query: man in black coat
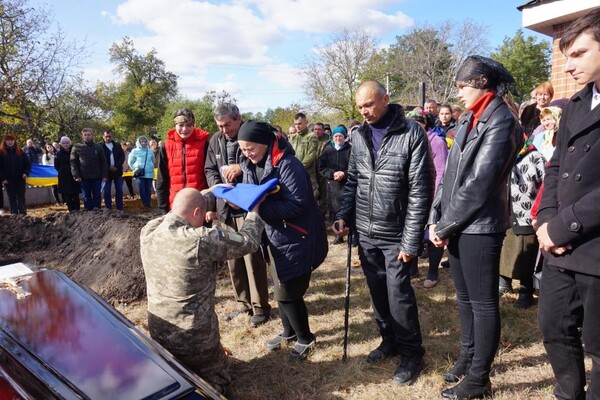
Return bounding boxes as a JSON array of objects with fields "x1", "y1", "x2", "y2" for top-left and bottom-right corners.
[
  {"x1": 536, "y1": 9, "x2": 600, "y2": 400},
  {"x1": 101, "y1": 129, "x2": 125, "y2": 210},
  {"x1": 333, "y1": 80, "x2": 434, "y2": 386}
]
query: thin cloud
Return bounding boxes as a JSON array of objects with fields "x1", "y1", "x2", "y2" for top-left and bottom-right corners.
[{"x1": 251, "y1": 0, "x2": 413, "y2": 34}]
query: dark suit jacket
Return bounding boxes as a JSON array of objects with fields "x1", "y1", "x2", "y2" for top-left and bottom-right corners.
[
  {"x1": 538, "y1": 82, "x2": 600, "y2": 276},
  {"x1": 101, "y1": 140, "x2": 125, "y2": 178}
]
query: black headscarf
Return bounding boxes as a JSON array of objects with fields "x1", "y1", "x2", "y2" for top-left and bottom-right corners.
[{"x1": 455, "y1": 55, "x2": 516, "y2": 97}]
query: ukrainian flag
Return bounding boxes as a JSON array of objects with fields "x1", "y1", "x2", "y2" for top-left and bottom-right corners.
[{"x1": 26, "y1": 164, "x2": 58, "y2": 187}]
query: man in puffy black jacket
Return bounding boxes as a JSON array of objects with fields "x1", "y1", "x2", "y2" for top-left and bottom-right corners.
[{"x1": 334, "y1": 80, "x2": 434, "y2": 386}]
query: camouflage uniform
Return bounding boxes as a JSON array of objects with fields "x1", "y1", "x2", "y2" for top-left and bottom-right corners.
[
  {"x1": 289, "y1": 128, "x2": 318, "y2": 197},
  {"x1": 140, "y1": 211, "x2": 265, "y2": 388}
]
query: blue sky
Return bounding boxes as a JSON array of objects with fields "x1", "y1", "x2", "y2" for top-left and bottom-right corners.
[{"x1": 31, "y1": 0, "x2": 548, "y2": 114}]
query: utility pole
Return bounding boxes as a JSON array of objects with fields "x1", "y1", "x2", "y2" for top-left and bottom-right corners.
[{"x1": 386, "y1": 74, "x2": 390, "y2": 94}]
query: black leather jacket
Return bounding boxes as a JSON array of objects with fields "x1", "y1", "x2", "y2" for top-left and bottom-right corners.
[
  {"x1": 336, "y1": 104, "x2": 434, "y2": 255},
  {"x1": 428, "y1": 96, "x2": 522, "y2": 239}
]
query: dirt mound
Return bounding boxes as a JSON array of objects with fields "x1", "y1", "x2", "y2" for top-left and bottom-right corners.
[{"x1": 0, "y1": 209, "x2": 160, "y2": 303}]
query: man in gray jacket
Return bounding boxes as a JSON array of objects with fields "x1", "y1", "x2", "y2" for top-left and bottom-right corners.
[
  {"x1": 70, "y1": 128, "x2": 107, "y2": 210},
  {"x1": 204, "y1": 102, "x2": 271, "y2": 327},
  {"x1": 333, "y1": 80, "x2": 434, "y2": 386}
]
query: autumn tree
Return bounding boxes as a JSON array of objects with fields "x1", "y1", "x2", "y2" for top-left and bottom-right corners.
[
  {"x1": 386, "y1": 20, "x2": 490, "y2": 105},
  {"x1": 0, "y1": 0, "x2": 86, "y2": 141},
  {"x1": 491, "y1": 29, "x2": 551, "y2": 102},
  {"x1": 105, "y1": 37, "x2": 178, "y2": 136},
  {"x1": 303, "y1": 29, "x2": 380, "y2": 121},
  {"x1": 43, "y1": 78, "x2": 107, "y2": 140}
]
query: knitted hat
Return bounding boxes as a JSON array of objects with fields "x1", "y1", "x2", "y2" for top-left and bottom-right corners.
[
  {"x1": 331, "y1": 125, "x2": 348, "y2": 138},
  {"x1": 238, "y1": 121, "x2": 274, "y2": 145}
]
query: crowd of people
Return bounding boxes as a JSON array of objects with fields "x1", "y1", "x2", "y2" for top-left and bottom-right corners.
[{"x1": 1, "y1": 9, "x2": 599, "y2": 400}]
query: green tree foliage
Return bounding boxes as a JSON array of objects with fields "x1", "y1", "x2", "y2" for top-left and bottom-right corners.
[
  {"x1": 42, "y1": 78, "x2": 107, "y2": 140},
  {"x1": 106, "y1": 37, "x2": 178, "y2": 136},
  {"x1": 303, "y1": 29, "x2": 380, "y2": 121},
  {"x1": 491, "y1": 29, "x2": 551, "y2": 102},
  {"x1": 263, "y1": 104, "x2": 303, "y2": 130},
  {"x1": 0, "y1": 0, "x2": 86, "y2": 143},
  {"x1": 155, "y1": 91, "x2": 235, "y2": 139}
]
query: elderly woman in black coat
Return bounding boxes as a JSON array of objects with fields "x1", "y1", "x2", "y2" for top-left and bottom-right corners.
[
  {"x1": 237, "y1": 121, "x2": 328, "y2": 360},
  {"x1": 318, "y1": 125, "x2": 351, "y2": 244},
  {"x1": 428, "y1": 55, "x2": 522, "y2": 399},
  {"x1": 54, "y1": 136, "x2": 81, "y2": 212}
]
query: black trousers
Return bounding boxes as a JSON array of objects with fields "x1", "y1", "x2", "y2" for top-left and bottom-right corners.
[
  {"x1": 539, "y1": 263, "x2": 600, "y2": 400},
  {"x1": 5, "y1": 180, "x2": 26, "y2": 215},
  {"x1": 62, "y1": 192, "x2": 80, "y2": 212},
  {"x1": 358, "y1": 235, "x2": 424, "y2": 356},
  {"x1": 447, "y1": 232, "x2": 504, "y2": 380}
]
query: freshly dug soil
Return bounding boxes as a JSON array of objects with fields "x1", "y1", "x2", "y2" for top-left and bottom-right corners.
[{"x1": 0, "y1": 207, "x2": 160, "y2": 304}]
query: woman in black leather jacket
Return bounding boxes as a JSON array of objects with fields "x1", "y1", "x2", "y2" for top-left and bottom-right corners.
[{"x1": 428, "y1": 55, "x2": 522, "y2": 400}]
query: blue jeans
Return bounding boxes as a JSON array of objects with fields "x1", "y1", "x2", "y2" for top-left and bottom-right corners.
[
  {"x1": 80, "y1": 179, "x2": 102, "y2": 210},
  {"x1": 137, "y1": 178, "x2": 153, "y2": 207},
  {"x1": 103, "y1": 175, "x2": 123, "y2": 210}
]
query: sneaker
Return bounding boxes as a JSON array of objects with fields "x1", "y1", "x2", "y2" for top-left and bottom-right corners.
[
  {"x1": 393, "y1": 353, "x2": 424, "y2": 386},
  {"x1": 250, "y1": 313, "x2": 270, "y2": 327},
  {"x1": 423, "y1": 279, "x2": 438, "y2": 289},
  {"x1": 366, "y1": 339, "x2": 398, "y2": 364},
  {"x1": 265, "y1": 333, "x2": 297, "y2": 351},
  {"x1": 224, "y1": 309, "x2": 252, "y2": 321},
  {"x1": 290, "y1": 340, "x2": 316, "y2": 361}
]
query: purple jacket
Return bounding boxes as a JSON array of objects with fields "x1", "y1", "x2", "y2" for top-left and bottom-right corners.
[{"x1": 426, "y1": 129, "x2": 448, "y2": 191}]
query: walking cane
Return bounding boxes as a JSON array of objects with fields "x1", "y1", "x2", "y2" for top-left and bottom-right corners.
[{"x1": 342, "y1": 230, "x2": 353, "y2": 362}]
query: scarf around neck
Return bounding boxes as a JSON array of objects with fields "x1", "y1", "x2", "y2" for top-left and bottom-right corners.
[{"x1": 467, "y1": 90, "x2": 496, "y2": 133}]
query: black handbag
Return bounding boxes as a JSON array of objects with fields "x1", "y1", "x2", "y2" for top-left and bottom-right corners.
[{"x1": 133, "y1": 149, "x2": 148, "y2": 177}]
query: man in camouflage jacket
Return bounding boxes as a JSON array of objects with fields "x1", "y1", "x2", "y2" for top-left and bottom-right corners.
[{"x1": 140, "y1": 187, "x2": 265, "y2": 395}]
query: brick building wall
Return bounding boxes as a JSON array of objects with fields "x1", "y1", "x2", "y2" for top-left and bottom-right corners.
[{"x1": 550, "y1": 23, "x2": 580, "y2": 100}]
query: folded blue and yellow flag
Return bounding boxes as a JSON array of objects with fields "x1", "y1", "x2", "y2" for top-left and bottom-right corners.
[{"x1": 212, "y1": 178, "x2": 279, "y2": 212}]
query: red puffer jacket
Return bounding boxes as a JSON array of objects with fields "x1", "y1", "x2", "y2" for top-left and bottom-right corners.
[{"x1": 156, "y1": 127, "x2": 209, "y2": 209}]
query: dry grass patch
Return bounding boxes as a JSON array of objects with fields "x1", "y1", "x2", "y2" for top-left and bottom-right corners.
[
  {"x1": 209, "y1": 237, "x2": 574, "y2": 400},
  {"x1": 110, "y1": 230, "x2": 592, "y2": 400}
]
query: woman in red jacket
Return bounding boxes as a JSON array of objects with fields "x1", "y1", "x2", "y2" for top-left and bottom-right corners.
[{"x1": 156, "y1": 108, "x2": 210, "y2": 212}]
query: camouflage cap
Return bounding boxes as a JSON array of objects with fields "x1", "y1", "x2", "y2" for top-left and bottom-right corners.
[{"x1": 174, "y1": 115, "x2": 193, "y2": 125}]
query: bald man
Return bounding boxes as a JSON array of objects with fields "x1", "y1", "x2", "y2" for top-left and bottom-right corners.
[
  {"x1": 333, "y1": 80, "x2": 434, "y2": 386},
  {"x1": 140, "y1": 188, "x2": 265, "y2": 396}
]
